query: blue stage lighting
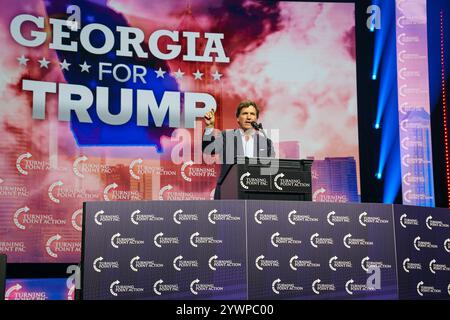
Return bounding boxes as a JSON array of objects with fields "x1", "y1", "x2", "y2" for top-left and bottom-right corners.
[
  {"x1": 376, "y1": 172, "x2": 382, "y2": 179},
  {"x1": 372, "y1": 74, "x2": 377, "y2": 80}
]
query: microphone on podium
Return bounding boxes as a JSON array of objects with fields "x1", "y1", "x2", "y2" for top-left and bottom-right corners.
[
  {"x1": 250, "y1": 121, "x2": 263, "y2": 131},
  {"x1": 251, "y1": 121, "x2": 268, "y2": 140}
]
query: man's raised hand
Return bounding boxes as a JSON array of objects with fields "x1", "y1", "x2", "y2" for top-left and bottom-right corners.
[{"x1": 204, "y1": 109, "x2": 215, "y2": 128}]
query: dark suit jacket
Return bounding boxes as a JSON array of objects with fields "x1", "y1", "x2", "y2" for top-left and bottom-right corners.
[{"x1": 202, "y1": 129, "x2": 275, "y2": 199}]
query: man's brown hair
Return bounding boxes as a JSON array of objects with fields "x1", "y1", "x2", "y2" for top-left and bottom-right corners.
[{"x1": 235, "y1": 100, "x2": 260, "y2": 118}]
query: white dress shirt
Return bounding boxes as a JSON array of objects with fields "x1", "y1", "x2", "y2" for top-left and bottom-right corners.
[
  {"x1": 204, "y1": 127, "x2": 256, "y2": 157},
  {"x1": 238, "y1": 128, "x2": 255, "y2": 158}
]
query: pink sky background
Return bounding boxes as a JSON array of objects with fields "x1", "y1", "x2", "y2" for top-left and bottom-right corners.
[
  {"x1": 0, "y1": 0, "x2": 359, "y2": 196},
  {"x1": 110, "y1": 0, "x2": 359, "y2": 160},
  {"x1": 0, "y1": 0, "x2": 359, "y2": 262},
  {"x1": 0, "y1": 0, "x2": 358, "y2": 160}
]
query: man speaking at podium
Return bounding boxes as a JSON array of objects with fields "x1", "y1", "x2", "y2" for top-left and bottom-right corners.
[{"x1": 203, "y1": 101, "x2": 275, "y2": 199}]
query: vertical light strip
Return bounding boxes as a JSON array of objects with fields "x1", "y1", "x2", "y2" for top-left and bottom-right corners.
[
  {"x1": 395, "y1": 0, "x2": 435, "y2": 206},
  {"x1": 440, "y1": 10, "x2": 450, "y2": 208}
]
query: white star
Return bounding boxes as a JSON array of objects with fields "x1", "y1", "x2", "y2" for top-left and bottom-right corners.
[
  {"x1": 212, "y1": 70, "x2": 223, "y2": 81},
  {"x1": 173, "y1": 68, "x2": 185, "y2": 79},
  {"x1": 79, "y1": 61, "x2": 91, "y2": 73},
  {"x1": 17, "y1": 55, "x2": 29, "y2": 66},
  {"x1": 38, "y1": 57, "x2": 50, "y2": 69},
  {"x1": 59, "y1": 59, "x2": 71, "y2": 71},
  {"x1": 193, "y1": 70, "x2": 204, "y2": 80},
  {"x1": 155, "y1": 67, "x2": 166, "y2": 78}
]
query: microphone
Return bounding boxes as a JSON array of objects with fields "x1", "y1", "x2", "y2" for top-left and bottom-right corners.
[
  {"x1": 251, "y1": 121, "x2": 268, "y2": 141},
  {"x1": 251, "y1": 121, "x2": 263, "y2": 131}
]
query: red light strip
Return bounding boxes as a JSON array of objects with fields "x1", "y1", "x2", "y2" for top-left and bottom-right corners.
[{"x1": 440, "y1": 11, "x2": 450, "y2": 208}]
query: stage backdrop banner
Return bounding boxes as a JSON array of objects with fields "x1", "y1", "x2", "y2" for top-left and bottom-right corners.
[
  {"x1": 81, "y1": 200, "x2": 450, "y2": 300},
  {"x1": 0, "y1": 1, "x2": 359, "y2": 262},
  {"x1": 393, "y1": 205, "x2": 450, "y2": 299},
  {"x1": 246, "y1": 201, "x2": 397, "y2": 299},
  {"x1": 395, "y1": 0, "x2": 435, "y2": 206},
  {"x1": 82, "y1": 200, "x2": 247, "y2": 300}
]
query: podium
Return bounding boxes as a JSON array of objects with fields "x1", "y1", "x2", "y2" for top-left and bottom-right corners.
[{"x1": 219, "y1": 157, "x2": 313, "y2": 200}]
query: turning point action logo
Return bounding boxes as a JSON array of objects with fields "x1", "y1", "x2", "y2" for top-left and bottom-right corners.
[
  {"x1": 445, "y1": 238, "x2": 450, "y2": 253},
  {"x1": 254, "y1": 209, "x2": 278, "y2": 224},
  {"x1": 361, "y1": 256, "x2": 391, "y2": 272},
  {"x1": 181, "y1": 161, "x2": 194, "y2": 182},
  {"x1": 343, "y1": 234, "x2": 373, "y2": 249},
  {"x1": 111, "y1": 233, "x2": 145, "y2": 249},
  {"x1": 428, "y1": 259, "x2": 450, "y2": 274},
  {"x1": 271, "y1": 232, "x2": 301, "y2": 248},
  {"x1": 159, "y1": 185, "x2": 208, "y2": 200},
  {"x1": 413, "y1": 236, "x2": 438, "y2": 251},
  {"x1": 255, "y1": 255, "x2": 279, "y2": 271},
  {"x1": 173, "y1": 255, "x2": 199, "y2": 271},
  {"x1": 329, "y1": 256, "x2": 352, "y2": 271},
  {"x1": 240, "y1": 172, "x2": 250, "y2": 190},
  {"x1": 399, "y1": 214, "x2": 419, "y2": 228},
  {"x1": 271, "y1": 279, "x2": 303, "y2": 295},
  {"x1": 109, "y1": 280, "x2": 144, "y2": 297},
  {"x1": 402, "y1": 258, "x2": 422, "y2": 273},
  {"x1": 273, "y1": 173, "x2": 284, "y2": 191},
  {"x1": 129, "y1": 158, "x2": 143, "y2": 180},
  {"x1": 310, "y1": 233, "x2": 333, "y2": 248},
  {"x1": 358, "y1": 211, "x2": 389, "y2": 227},
  {"x1": 103, "y1": 182, "x2": 140, "y2": 201},
  {"x1": 45, "y1": 234, "x2": 61, "y2": 258},
  {"x1": 154, "y1": 232, "x2": 179, "y2": 248},
  {"x1": 425, "y1": 215, "x2": 449, "y2": 230},
  {"x1": 130, "y1": 256, "x2": 164, "y2": 272},
  {"x1": 48, "y1": 180, "x2": 64, "y2": 203},
  {"x1": 289, "y1": 255, "x2": 320, "y2": 271},
  {"x1": 416, "y1": 281, "x2": 441, "y2": 297},
  {"x1": 16, "y1": 152, "x2": 65, "y2": 175},
  {"x1": 12, "y1": 206, "x2": 28, "y2": 230},
  {"x1": 190, "y1": 279, "x2": 223, "y2": 296},
  {"x1": 173, "y1": 209, "x2": 198, "y2": 224},
  {"x1": 131, "y1": 209, "x2": 163, "y2": 225},
  {"x1": 345, "y1": 279, "x2": 378, "y2": 295},
  {"x1": 93, "y1": 257, "x2": 119, "y2": 272},
  {"x1": 153, "y1": 279, "x2": 179, "y2": 296},
  {"x1": 326, "y1": 211, "x2": 350, "y2": 226},
  {"x1": 190, "y1": 232, "x2": 222, "y2": 247},
  {"x1": 287, "y1": 210, "x2": 318, "y2": 225},
  {"x1": 73, "y1": 155, "x2": 111, "y2": 178},
  {"x1": 16, "y1": 152, "x2": 32, "y2": 175},
  {"x1": 207, "y1": 209, "x2": 240, "y2": 224},
  {"x1": 45, "y1": 234, "x2": 80, "y2": 258},
  {"x1": 71, "y1": 209, "x2": 82, "y2": 231},
  {"x1": 94, "y1": 210, "x2": 120, "y2": 225},
  {"x1": 208, "y1": 255, "x2": 241, "y2": 271},
  {"x1": 48, "y1": 180, "x2": 98, "y2": 203},
  {"x1": 13, "y1": 206, "x2": 66, "y2": 230},
  {"x1": 312, "y1": 279, "x2": 336, "y2": 295}
]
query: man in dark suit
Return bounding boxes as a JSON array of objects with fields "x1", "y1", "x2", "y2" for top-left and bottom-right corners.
[{"x1": 202, "y1": 101, "x2": 275, "y2": 199}]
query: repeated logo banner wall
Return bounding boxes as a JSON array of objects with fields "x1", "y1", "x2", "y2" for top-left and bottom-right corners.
[
  {"x1": 83, "y1": 200, "x2": 247, "y2": 300},
  {"x1": 82, "y1": 200, "x2": 450, "y2": 300},
  {"x1": 394, "y1": 205, "x2": 450, "y2": 299},
  {"x1": 0, "y1": 1, "x2": 359, "y2": 262}
]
